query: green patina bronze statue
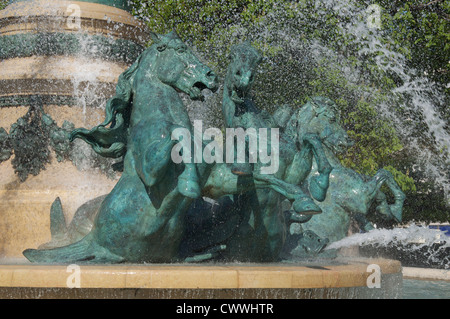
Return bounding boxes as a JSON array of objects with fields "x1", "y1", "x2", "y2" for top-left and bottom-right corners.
[
  {"x1": 22, "y1": 38, "x2": 405, "y2": 264},
  {"x1": 23, "y1": 34, "x2": 331, "y2": 263},
  {"x1": 24, "y1": 31, "x2": 222, "y2": 263}
]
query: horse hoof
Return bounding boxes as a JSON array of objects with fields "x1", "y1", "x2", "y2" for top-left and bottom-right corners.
[
  {"x1": 390, "y1": 204, "x2": 403, "y2": 222},
  {"x1": 285, "y1": 210, "x2": 313, "y2": 223},
  {"x1": 292, "y1": 197, "x2": 322, "y2": 215}
]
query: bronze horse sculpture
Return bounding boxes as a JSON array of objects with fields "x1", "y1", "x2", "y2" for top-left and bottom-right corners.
[
  {"x1": 180, "y1": 44, "x2": 349, "y2": 262},
  {"x1": 23, "y1": 33, "x2": 330, "y2": 264},
  {"x1": 182, "y1": 43, "x2": 405, "y2": 261},
  {"x1": 24, "y1": 31, "x2": 220, "y2": 263},
  {"x1": 207, "y1": 43, "x2": 334, "y2": 261},
  {"x1": 278, "y1": 97, "x2": 406, "y2": 258},
  {"x1": 299, "y1": 98, "x2": 406, "y2": 247}
]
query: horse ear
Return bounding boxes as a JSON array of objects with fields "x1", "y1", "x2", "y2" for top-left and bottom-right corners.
[
  {"x1": 310, "y1": 98, "x2": 326, "y2": 116},
  {"x1": 255, "y1": 50, "x2": 263, "y2": 64},
  {"x1": 150, "y1": 32, "x2": 168, "y2": 51},
  {"x1": 228, "y1": 45, "x2": 238, "y2": 60},
  {"x1": 150, "y1": 32, "x2": 162, "y2": 43},
  {"x1": 168, "y1": 29, "x2": 181, "y2": 40}
]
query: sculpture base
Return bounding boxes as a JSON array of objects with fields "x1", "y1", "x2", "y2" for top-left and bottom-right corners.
[
  {"x1": 0, "y1": 257, "x2": 402, "y2": 299},
  {"x1": 0, "y1": 159, "x2": 117, "y2": 258}
]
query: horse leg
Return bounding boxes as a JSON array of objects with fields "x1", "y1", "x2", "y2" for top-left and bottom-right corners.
[
  {"x1": 253, "y1": 172, "x2": 322, "y2": 215},
  {"x1": 132, "y1": 123, "x2": 174, "y2": 190},
  {"x1": 177, "y1": 163, "x2": 201, "y2": 199},
  {"x1": 284, "y1": 142, "x2": 314, "y2": 185},
  {"x1": 374, "y1": 190, "x2": 394, "y2": 220},
  {"x1": 133, "y1": 119, "x2": 202, "y2": 199},
  {"x1": 301, "y1": 133, "x2": 333, "y2": 202},
  {"x1": 353, "y1": 213, "x2": 375, "y2": 232},
  {"x1": 360, "y1": 168, "x2": 405, "y2": 223},
  {"x1": 172, "y1": 129, "x2": 201, "y2": 198},
  {"x1": 374, "y1": 169, "x2": 406, "y2": 222},
  {"x1": 203, "y1": 164, "x2": 321, "y2": 215}
]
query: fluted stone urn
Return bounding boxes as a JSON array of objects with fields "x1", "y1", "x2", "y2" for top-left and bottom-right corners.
[{"x1": 0, "y1": 0, "x2": 149, "y2": 260}]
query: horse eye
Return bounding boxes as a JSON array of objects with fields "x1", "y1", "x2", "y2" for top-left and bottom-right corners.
[
  {"x1": 157, "y1": 44, "x2": 167, "y2": 52},
  {"x1": 177, "y1": 47, "x2": 186, "y2": 53},
  {"x1": 236, "y1": 70, "x2": 241, "y2": 76}
]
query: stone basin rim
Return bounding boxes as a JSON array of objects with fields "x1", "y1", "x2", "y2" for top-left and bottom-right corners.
[{"x1": 0, "y1": 257, "x2": 402, "y2": 289}]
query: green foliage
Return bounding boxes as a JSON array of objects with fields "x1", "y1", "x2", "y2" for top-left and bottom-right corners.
[
  {"x1": 0, "y1": 0, "x2": 7, "y2": 10},
  {"x1": 402, "y1": 186, "x2": 450, "y2": 223},
  {"x1": 130, "y1": 0, "x2": 276, "y2": 45},
  {"x1": 383, "y1": 165, "x2": 416, "y2": 192},
  {"x1": 368, "y1": 0, "x2": 450, "y2": 154},
  {"x1": 369, "y1": 0, "x2": 449, "y2": 89},
  {"x1": 243, "y1": 2, "x2": 417, "y2": 189}
]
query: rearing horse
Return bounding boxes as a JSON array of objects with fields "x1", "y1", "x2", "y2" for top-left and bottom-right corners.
[
  {"x1": 221, "y1": 42, "x2": 333, "y2": 211},
  {"x1": 23, "y1": 33, "x2": 324, "y2": 264},
  {"x1": 24, "y1": 31, "x2": 220, "y2": 263},
  {"x1": 299, "y1": 97, "x2": 406, "y2": 245},
  {"x1": 280, "y1": 97, "x2": 406, "y2": 258}
]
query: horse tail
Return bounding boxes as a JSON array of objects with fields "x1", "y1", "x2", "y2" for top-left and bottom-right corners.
[
  {"x1": 69, "y1": 54, "x2": 143, "y2": 159},
  {"x1": 23, "y1": 234, "x2": 124, "y2": 264}
]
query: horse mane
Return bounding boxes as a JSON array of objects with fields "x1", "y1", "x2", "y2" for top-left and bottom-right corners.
[
  {"x1": 69, "y1": 54, "x2": 142, "y2": 160},
  {"x1": 228, "y1": 41, "x2": 262, "y2": 64},
  {"x1": 69, "y1": 31, "x2": 185, "y2": 167}
]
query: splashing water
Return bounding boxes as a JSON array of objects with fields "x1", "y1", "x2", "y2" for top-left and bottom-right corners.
[
  {"x1": 327, "y1": 224, "x2": 449, "y2": 250},
  {"x1": 327, "y1": 224, "x2": 449, "y2": 269}
]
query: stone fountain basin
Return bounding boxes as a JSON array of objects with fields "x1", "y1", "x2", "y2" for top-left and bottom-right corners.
[{"x1": 0, "y1": 257, "x2": 402, "y2": 298}]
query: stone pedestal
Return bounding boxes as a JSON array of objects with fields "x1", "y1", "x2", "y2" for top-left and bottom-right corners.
[{"x1": 0, "y1": 0, "x2": 149, "y2": 259}]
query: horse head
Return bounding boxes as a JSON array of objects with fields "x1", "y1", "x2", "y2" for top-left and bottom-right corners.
[
  {"x1": 150, "y1": 31, "x2": 218, "y2": 100},
  {"x1": 295, "y1": 97, "x2": 353, "y2": 154},
  {"x1": 225, "y1": 41, "x2": 263, "y2": 104}
]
